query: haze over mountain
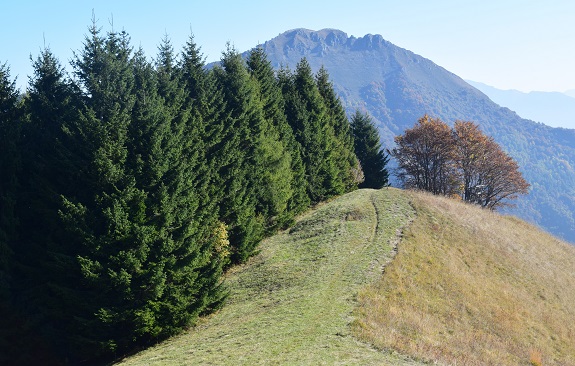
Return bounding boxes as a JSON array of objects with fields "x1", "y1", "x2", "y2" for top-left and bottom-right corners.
[
  {"x1": 467, "y1": 80, "x2": 575, "y2": 129},
  {"x1": 243, "y1": 28, "x2": 575, "y2": 243}
]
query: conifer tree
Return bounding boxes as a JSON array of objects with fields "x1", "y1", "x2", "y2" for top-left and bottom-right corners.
[
  {"x1": 276, "y1": 66, "x2": 310, "y2": 215},
  {"x1": 316, "y1": 66, "x2": 359, "y2": 191},
  {"x1": 61, "y1": 24, "x2": 145, "y2": 359},
  {"x1": 178, "y1": 33, "x2": 228, "y2": 218},
  {"x1": 212, "y1": 46, "x2": 266, "y2": 263},
  {"x1": 179, "y1": 34, "x2": 210, "y2": 108},
  {"x1": 246, "y1": 47, "x2": 298, "y2": 230},
  {"x1": 0, "y1": 64, "x2": 25, "y2": 364},
  {"x1": 177, "y1": 34, "x2": 234, "y2": 281},
  {"x1": 44, "y1": 26, "x2": 229, "y2": 360},
  {"x1": 19, "y1": 47, "x2": 82, "y2": 267},
  {"x1": 7, "y1": 48, "x2": 89, "y2": 364},
  {"x1": 285, "y1": 58, "x2": 341, "y2": 203},
  {"x1": 350, "y1": 110, "x2": 389, "y2": 188},
  {"x1": 147, "y1": 36, "x2": 227, "y2": 335},
  {"x1": 0, "y1": 64, "x2": 19, "y2": 303}
]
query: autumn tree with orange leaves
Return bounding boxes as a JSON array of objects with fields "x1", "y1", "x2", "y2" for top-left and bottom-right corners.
[
  {"x1": 453, "y1": 120, "x2": 530, "y2": 209},
  {"x1": 392, "y1": 115, "x2": 458, "y2": 196},
  {"x1": 392, "y1": 115, "x2": 529, "y2": 210}
]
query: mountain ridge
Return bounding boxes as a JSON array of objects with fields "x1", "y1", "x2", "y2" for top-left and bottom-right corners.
[{"x1": 243, "y1": 28, "x2": 575, "y2": 243}]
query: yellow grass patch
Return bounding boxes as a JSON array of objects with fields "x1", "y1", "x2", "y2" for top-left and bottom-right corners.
[{"x1": 354, "y1": 191, "x2": 575, "y2": 366}]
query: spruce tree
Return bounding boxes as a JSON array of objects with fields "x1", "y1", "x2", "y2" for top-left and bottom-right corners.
[
  {"x1": 177, "y1": 34, "x2": 233, "y2": 288},
  {"x1": 0, "y1": 63, "x2": 19, "y2": 303},
  {"x1": 350, "y1": 110, "x2": 389, "y2": 188},
  {"x1": 212, "y1": 46, "x2": 266, "y2": 263},
  {"x1": 178, "y1": 33, "x2": 228, "y2": 221},
  {"x1": 285, "y1": 58, "x2": 340, "y2": 203},
  {"x1": 145, "y1": 36, "x2": 226, "y2": 336},
  {"x1": 276, "y1": 66, "x2": 310, "y2": 216},
  {"x1": 316, "y1": 66, "x2": 359, "y2": 192},
  {"x1": 8, "y1": 48, "x2": 88, "y2": 364},
  {"x1": 246, "y1": 47, "x2": 297, "y2": 230},
  {"x1": 18, "y1": 48, "x2": 83, "y2": 275},
  {"x1": 47, "y1": 26, "x2": 228, "y2": 360},
  {"x1": 0, "y1": 63, "x2": 26, "y2": 364},
  {"x1": 63, "y1": 24, "x2": 145, "y2": 359},
  {"x1": 179, "y1": 34, "x2": 210, "y2": 109}
]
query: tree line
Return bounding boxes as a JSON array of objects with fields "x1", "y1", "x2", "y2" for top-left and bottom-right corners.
[{"x1": 0, "y1": 21, "x2": 389, "y2": 364}]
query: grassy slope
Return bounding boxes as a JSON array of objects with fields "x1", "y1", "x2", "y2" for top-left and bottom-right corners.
[
  {"x1": 117, "y1": 188, "x2": 423, "y2": 365},
  {"x1": 354, "y1": 191, "x2": 575, "y2": 366},
  {"x1": 118, "y1": 188, "x2": 575, "y2": 365}
]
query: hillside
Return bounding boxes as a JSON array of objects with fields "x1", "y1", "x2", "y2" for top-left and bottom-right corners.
[
  {"x1": 117, "y1": 188, "x2": 422, "y2": 365},
  {"x1": 355, "y1": 191, "x2": 575, "y2": 366},
  {"x1": 467, "y1": 80, "x2": 575, "y2": 129},
  {"x1": 117, "y1": 189, "x2": 575, "y2": 365},
  {"x1": 249, "y1": 28, "x2": 575, "y2": 244}
]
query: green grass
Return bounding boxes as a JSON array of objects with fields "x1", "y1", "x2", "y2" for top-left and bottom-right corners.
[{"x1": 116, "y1": 188, "x2": 423, "y2": 365}]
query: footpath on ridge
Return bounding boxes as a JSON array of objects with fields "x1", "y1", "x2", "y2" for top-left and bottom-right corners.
[{"x1": 118, "y1": 188, "x2": 425, "y2": 365}]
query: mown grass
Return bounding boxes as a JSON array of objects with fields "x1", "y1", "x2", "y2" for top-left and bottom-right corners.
[
  {"x1": 116, "y1": 188, "x2": 423, "y2": 365},
  {"x1": 354, "y1": 191, "x2": 575, "y2": 366}
]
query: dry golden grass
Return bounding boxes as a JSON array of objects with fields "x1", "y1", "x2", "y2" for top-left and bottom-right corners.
[{"x1": 353, "y1": 191, "x2": 575, "y2": 366}]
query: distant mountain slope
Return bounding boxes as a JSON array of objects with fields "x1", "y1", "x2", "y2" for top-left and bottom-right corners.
[
  {"x1": 250, "y1": 28, "x2": 575, "y2": 243},
  {"x1": 467, "y1": 80, "x2": 575, "y2": 129},
  {"x1": 118, "y1": 188, "x2": 575, "y2": 365}
]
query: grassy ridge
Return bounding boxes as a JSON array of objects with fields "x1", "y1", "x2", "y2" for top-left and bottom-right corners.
[
  {"x1": 118, "y1": 188, "x2": 575, "y2": 365},
  {"x1": 117, "y1": 188, "x2": 422, "y2": 365},
  {"x1": 354, "y1": 191, "x2": 575, "y2": 366}
]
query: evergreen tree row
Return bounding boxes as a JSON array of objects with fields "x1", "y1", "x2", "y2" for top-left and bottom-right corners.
[{"x1": 0, "y1": 22, "x2": 369, "y2": 364}]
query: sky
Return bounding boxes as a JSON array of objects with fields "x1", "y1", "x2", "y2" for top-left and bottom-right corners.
[{"x1": 2, "y1": 0, "x2": 574, "y2": 93}]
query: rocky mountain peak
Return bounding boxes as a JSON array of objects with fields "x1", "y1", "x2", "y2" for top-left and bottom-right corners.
[{"x1": 262, "y1": 28, "x2": 392, "y2": 56}]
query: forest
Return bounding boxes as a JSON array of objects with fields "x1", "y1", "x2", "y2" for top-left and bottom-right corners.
[{"x1": 0, "y1": 21, "x2": 387, "y2": 364}]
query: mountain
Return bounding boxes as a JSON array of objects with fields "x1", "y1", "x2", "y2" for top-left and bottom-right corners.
[
  {"x1": 245, "y1": 28, "x2": 575, "y2": 243},
  {"x1": 467, "y1": 80, "x2": 575, "y2": 129},
  {"x1": 117, "y1": 188, "x2": 575, "y2": 365}
]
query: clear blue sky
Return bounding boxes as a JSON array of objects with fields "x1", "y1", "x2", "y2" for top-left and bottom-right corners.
[{"x1": 3, "y1": 0, "x2": 574, "y2": 93}]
